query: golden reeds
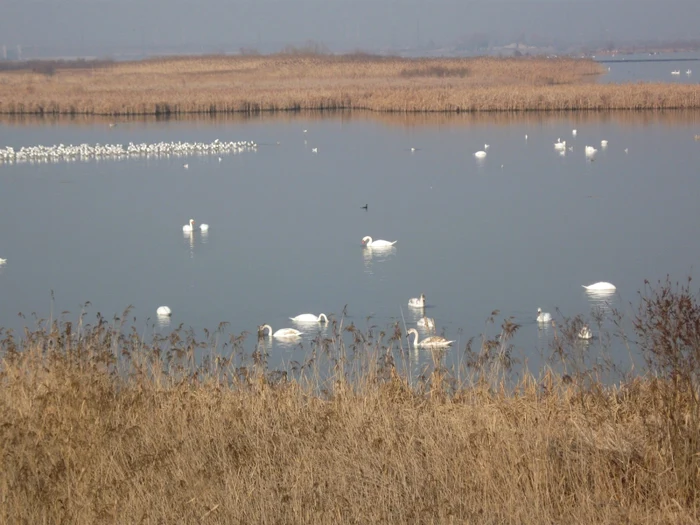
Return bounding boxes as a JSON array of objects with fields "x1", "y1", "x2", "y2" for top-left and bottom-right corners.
[
  {"x1": 1, "y1": 54, "x2": 698, "y2": 115},
  {"x1": 2, "y1": 276, "x2": 700, "y2": 523}
]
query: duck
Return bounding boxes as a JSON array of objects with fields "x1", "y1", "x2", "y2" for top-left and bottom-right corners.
[
  {"x1": 408, "y1": 294, "x2": 426, "y2": 308},
  {"x1": 417, "y1": 316, "x2": 436, "y2": 330},
  {"x1": 474, "y1": 150, "x2": 487, "y2": 158},
  {"x1": 537, "y1": 308, "x2": 552, "y2": 323},
  {"x1": 183, "y1": 219, "x2": 195, "y2": 232},
  {"x1": 199, "y1": 223, "x2": 209, "y2": 232},
  {"x1": 406, "y1": 328, "x2": 454, "y2": 348},
  {"x1": 582, "y1": 282, "x2": 616, "y2": 291},
  {"x1": 259, "y1": 324, "x2": 302, "y2": 339},
  {"x1": 578, "y1": 324, "x2": 593, "y2": 339},
  {"x1": 361, "y1": 236, "x2": 397, "y2": 248},
  {"x1": 290, "y1": 313, "x2": 329, "y2": 323},
  {"x1": 156, "y1": 306, "x2": 172, "y2": 316}
]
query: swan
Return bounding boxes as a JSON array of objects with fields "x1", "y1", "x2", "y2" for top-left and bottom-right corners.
[
  {"x1": 362, "y1": 236, "x2": 397, "y2": 247},
  {"x1": 578, "y1": 324, "x2": 593, "y2": 340},
  {"x1": 484, "y1": 144, "x2": 490, "y2": 149},
  {"x1": 156, "y1": 306, "x2": 172, "y2": 316},
  {"x1": 290, "y1": 313, "x2": 328, "y2": 323},
  {"x1": 417, "y1": 316, "x2": 435, "y2": 330},
  {"x1": 585, "y1": 145, "x2": 597, "y2": 156},
  {"x1": 671, "y1": 70, "x2": 680, "y2": 75},
  {"x1": 259, "y1": 324, "x2": 302, "y2": 339},
  {"x1": 572, "y1": 129, "x2": 577, "y2": 136},
  {"x1": 554, "y1": 140, "x2": 566, "y2": 150},
  {"x1": 474, "y1": 150, "x2": 487, "y2": 158},
  {"x1": 183, "y1": 219, "x2": 195, "y2": 232},
  {"x1": 686, "y1": 69, "x2": 692, "y2": 76},
  {"x1": 600, "y1": 140, "x2": 608, "y2": 148},
  {"x1": 0, "y1": 258, "x2": 6, "y2": 264},
  {"x1": 582, "y1": 282, "x2": 616, "y2": 291},
  {"x1": 406, "y1": 328, "x2": 454, "y2": 348},
  {"x1": 537, "y1": 308, "x2": 552, "y2": 323},
  {"x1": 199, "y1": 223, "x2": 209, "y2": 232},
  {"x1": 408, "y1": 294, "x2": 426, "y2": 308}
]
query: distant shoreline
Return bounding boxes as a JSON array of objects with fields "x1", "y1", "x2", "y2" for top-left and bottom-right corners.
[{"x1": 1, "y1": 54, "x2": 698, "y2": 115}]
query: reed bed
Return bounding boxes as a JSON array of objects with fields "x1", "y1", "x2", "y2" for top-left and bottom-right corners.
[
  {"x1": 1, "y1": 54, "x2": 698, "y2": 115},
  {"x1": 1, "y1": 278, "x2": 700, "y2": 523}
]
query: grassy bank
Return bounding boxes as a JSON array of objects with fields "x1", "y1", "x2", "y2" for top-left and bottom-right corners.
[
  {"x1": 0, "y1": 54, "x2": 698, "y2": 116},
  {"x1": 1, "y1": 279, "x2": 700, "y2": 523}
]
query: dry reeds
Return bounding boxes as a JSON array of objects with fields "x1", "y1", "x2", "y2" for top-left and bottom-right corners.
[
  {"x1": 2, "y1": 278, "x2": 700, "y2": 523},
  {"x1": 1, "y1": 54, "x2": 698, "y2": 116}
]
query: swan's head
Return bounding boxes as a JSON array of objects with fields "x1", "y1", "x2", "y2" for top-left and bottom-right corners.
[
  {"x1": 537, "y1": 307, "x2": 542, "y2": 314},
  {"x1": 361, "y1": 236, "x2": 371, "y2": 245},
  {"x1": 189, "y1": 219, "x2": 195, "y2": 226},
  {"x1": 420, "y1": 293, "x2": 426, "y2": 301}
]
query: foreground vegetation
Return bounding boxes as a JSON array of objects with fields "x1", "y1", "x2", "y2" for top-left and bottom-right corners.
[
  {"x1": 1, "y1": 278, "x2": 700, "y2": 523},
  {"x1": 0, "y1": 54, "x2": 698, "y2": 116}
]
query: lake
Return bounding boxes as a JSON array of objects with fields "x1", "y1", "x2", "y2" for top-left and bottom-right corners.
[
  {"x1": 598, "y1": 51, "x2": 699, "y2": 84},
  {"x1": 1, "y1": 111, "x2": 699, "y2": 375}
]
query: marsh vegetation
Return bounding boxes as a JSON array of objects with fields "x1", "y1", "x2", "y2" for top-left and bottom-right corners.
[
  {"x1": 1, "y1": 54, "x2": 698, "y2": 116},
  {"x1": 2, "y1": 278, "x2": 700, "y2": 523}
]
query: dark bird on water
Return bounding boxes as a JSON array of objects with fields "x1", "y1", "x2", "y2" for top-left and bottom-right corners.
[{"x1": 361, "y1": 204, "x2": 368, "y2": 210}]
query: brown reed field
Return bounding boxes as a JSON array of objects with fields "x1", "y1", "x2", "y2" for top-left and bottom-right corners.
[
  {"x1": 0, "y1": 54, "x2": 699, "y2": 116},
  {"x1": 2, "y1": 277, "x2": 700, "y2": 523}
]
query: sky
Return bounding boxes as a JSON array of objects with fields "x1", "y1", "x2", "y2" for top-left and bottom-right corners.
[{"x1": 1, "y1": 0, "x2": 698, "y2": 57}]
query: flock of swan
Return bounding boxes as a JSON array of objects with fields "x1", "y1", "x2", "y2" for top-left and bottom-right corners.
[
  {"x1": 474, "y1": 130, "x2": 617, "y2": 161},
  {"x1": 671, "y1": 69, "x2": 692, "y2": 76},
  {"x1": 537, "y1": 281, "x2": 617, "y2": 340},
  {"x1": 0, "y1": 139, "x2": 257, "y2": 165}
]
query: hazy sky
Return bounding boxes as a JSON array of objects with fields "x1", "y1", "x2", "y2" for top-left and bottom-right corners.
[{"x1": 2, "y1": 0, "x2": 698, "y2": 56}]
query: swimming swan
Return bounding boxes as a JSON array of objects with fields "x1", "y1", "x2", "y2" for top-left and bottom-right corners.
[
  {"x1": 156, "y1": 306, "x2": 172, "y2": 316},
  {"x1": 585, "y1": 145, "x2": 597, "y2": 157},
  {"x1": 582, "y1": 282, "x2": 616, "y2": 291},
  {"x1": 259, "y1": 324, "x2": 302, "y2": 338},
  {"x1": 578, "y1": 324, "x2": 593, "y2": 339},
  {"x1": 417, "y1": 316, "x2": 436, "y2": 330},
  {"x1": 474, "y1": 150, "x2": 487, "y2": 158},
  {"x1": 408, "y1": 294, "x2": 426, "y2": 307},
  {"x1": 0, "y1": 258, "x2": 6, "y2": 264},
  {"x1": 537, "y1": 308, "x2": 552, "y2": 323},
  {"x1": 554, "y1": 140, "x2": 566, "y2": 150},
  {"x1": 199, "y1": 223, "x2": 209, "y2": 232},
  {"x1": 406, "y1": 328, "x2": 454, "y2": 348},
  {"x1": 290, "y1": 313, "x2": 329, "y2": 323},
  {"x1": 362, "y1": 236, "x2": 397, "y2": 247},
  {"x1": 183, "y1": 219, "x2": 195, "y2": 232}
]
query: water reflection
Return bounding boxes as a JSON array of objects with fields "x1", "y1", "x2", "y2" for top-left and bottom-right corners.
[
  {"x1": 183, "y1": 230, "x2": 195, "y2": 257},
  {"x1": 583, "y1": 289, "x2": 616, "y2": 316},
  {"x1": 156, "y1": 313, "x2": 171, "y2": 328},
  {"x1": 362, "y1": 246, "x2": 396, "y2": 277}
]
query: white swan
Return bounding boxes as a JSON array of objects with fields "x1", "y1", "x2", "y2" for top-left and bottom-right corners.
[
  {"x1": 582, "y1": 282, "x2": 616, "y2": 291},
  {"x1": 290, "y1": 313, "x2": 328, "y2": 323},
  {"x1": 408, "y1": 294, "x2": 426, "y2": 308},
  {"x1": 484, "y1": 144, "x2": 490, "y2": 149},
  {"x1": 537, "y1": 308, "x2": 552, "y2": 323},
  {"x1": 585, "y1": 145, "x2": 597, "y2": 157},
  {"x1": 578, "y1": 324, "x2": 593, "y2": 340},
  {"x1": 0, "y1": 258, "x2": 6, "y2": 264},
  {"x1": 672, "y1": 70, "x2": 680, "y2": 75},
  {"x1": 183, "y1": 219, "x2": 195, "y2": 232},
  {"x1": 572, "y1": 129, "x2": 577, "y2": 136},
  {"x1": 686, "y1": 69, "x2": 692, "y2": 76},
  {"x1": 600, "y1": 140, "x2": 608, "y2": 148},
  {"x1": 199, "y1": 223, "x2": 209, "y2": 232},
  {"x1": 474, "y1": 150, "x2": 487, "y2": 158},
  {"x1": 554, "y1": 140, "x2": 566, "y2": 150},
  {"x1": 259, "y1": 324, "x2": 302, "y2": 339},
  {"x1": 362, "y1": 236, "x2": 397, "y2": 247},
  {"x1": 156, "y1": 306, "x2": 171, "y2": 316},
  {"x1": 417, "y1": 317, "x2": 435, "y2": 330},
  {"x1": 406, "y1": 328, "x2": 454, "y2": 348}
]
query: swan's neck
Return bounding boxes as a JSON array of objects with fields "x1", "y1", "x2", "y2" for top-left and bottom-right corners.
[
  {"x1": 262, "y1": 324, "x2": 272, "y2": 336},
  {"x1": 409, "y1": 329, "x2": 419, "y2": 346},
  {"x1": 365, "y1": 237, "x2": 373, "y2": 246},
  {"x1": 318, "y1": 314, "x2": 328, "y2": 323}
]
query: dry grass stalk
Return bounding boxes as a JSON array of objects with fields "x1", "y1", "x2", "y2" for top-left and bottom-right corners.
[
  {"x1": 2, "y1": 278, "x2": 700, "y2": 523},
  {"x1": 1, "y1": 54, "x2": 698, "y2": 116}
]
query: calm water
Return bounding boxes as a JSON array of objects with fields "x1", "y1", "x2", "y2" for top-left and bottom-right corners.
[
  {"x1": 1, "y1": 111, "x2": 699, "y2": 373},
  {"x1": 598, "y1": 52, "x2": 699, "y2": 84}
]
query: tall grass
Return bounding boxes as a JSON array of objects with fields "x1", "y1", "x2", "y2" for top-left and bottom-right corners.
[
  {"x1": 2, "y1": 278, "x2": 700, "y2": 523},
  {"x1": 1, "y1": 54, "x2": 698, "y2": 116}
]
